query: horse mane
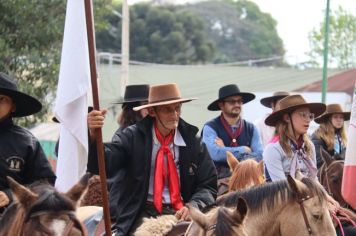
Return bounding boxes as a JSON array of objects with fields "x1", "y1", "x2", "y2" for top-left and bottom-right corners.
[
  {"x1": 218, "y1": 177, "x2": 327, "y2": 213},
  {"x1": 228, "y1": 159, "x2": 263, "y2": 191}
]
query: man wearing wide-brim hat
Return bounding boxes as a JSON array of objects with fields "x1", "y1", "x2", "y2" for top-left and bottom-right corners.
[
  {"x1": 202, "y1": 84, "x2": 263, "y2": 182},
  {"x1": 254, "y1": 91, "x2": 290, "y2": 147},
  {"x1": 0, "y1": 72, "x2": 56, "y2": 213},
  {"x1": 87, "y1": 83, "x2": 217, "y2": 235}
]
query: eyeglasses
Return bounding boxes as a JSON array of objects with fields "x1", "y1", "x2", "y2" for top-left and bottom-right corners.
[
  {"x1": 156, "y1": 104, "x2": 182, "y2": 114},
  {"x1": 297, "y1": 111, "x2": 315, "y2": 121},
  {"x1": 223, "y1": 99, "x2": 243, "y2": 105}
]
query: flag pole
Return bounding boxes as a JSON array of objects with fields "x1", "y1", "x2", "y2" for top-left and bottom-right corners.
[{"x1": 84, "y1": 0, "x2": 112, "y2": 235}]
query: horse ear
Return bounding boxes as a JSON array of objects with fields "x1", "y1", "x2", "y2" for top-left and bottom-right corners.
[
  {"x1": 187, "y1": 204, "x2": 209, "y2": 230},
  {"x1": 235, "y1": 197, "x2": 248, "y2": 221},
  {"x1": 287, "y1": 175, "x2": 302, "y2": 195},
  {"x1": 227, "y1": 151, "x2": 239, "y2": 172},
  {"x1": 320, "y1": 148, "x2": 333, "y2": 166},
  {"x1": 7, "y1": 176, "x2": 38, "y2": 207},
  {"x1": 65, "y1": 173, "x2": 91, "y2": 203}
]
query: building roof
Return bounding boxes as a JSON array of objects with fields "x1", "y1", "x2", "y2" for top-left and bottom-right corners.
[
  {"x1": 97, "y1": 64, "x2": 347, "y2": 141},
  {"x1": 295, "y1": 68, "x2": 356, "y2": 97}
]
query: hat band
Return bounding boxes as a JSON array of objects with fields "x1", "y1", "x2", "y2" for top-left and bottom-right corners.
[{"x1": 149, "y1": 96, "x2": 182, "y2": 104}]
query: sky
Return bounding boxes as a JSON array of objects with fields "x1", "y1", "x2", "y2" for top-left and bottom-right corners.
[{"x1": 128, "y1": 0, "x2": 356, "y2": 65}]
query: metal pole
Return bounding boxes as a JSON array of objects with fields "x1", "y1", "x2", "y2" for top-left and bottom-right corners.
[
  {"x1": 84, "y1": 0, "x2": 112, "y2": 235},
  {"x1": 322, "y1": 0, "x2": 331, "y2": 103},
  {"x1": 121, "y1": 0, "x2": 130, "y2": 96}
]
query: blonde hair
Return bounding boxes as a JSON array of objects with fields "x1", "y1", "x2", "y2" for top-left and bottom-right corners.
[
  {"x1": 314, "y1": 118, "x2": 347, "y2": 151},
  {"x1": 275, "y1": 120, "x2": 313, "y2": 158}
]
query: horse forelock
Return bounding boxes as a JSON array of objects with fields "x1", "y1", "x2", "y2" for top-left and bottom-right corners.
[
  {"x1": 28, "y1": 188, "x2": 76, "y2": 216},
  {"x1": 220, "y1": 180, "x2": 293, "y2": 212},
  {"x1": 0, "y1": 203, "x2": 25, "y2": 234}
]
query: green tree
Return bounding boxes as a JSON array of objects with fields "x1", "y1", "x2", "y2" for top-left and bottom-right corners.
[
  {"x1": 308, "y1": 6, "x2": 356, "y2": 69},
  {"x1": 96, "y1": 3, "x2": 215, "y2": 64},
  {"x1": 0, "y1": 0, "x2": 111, "y2": 127},
  {"x1": 184, "y1": 0, "x2": 285, "y2": 64}
]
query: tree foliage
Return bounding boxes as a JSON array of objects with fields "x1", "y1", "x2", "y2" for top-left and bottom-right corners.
[
  {"x1": 183, "y1": 0, "x2": 285, "y2": 64},
  {"x1": 96, "y1": 3, "x2": 215, "y2": 64},
  {"x1": 308, "y1": 6, "x2": 356, "y2": 69},
  {"x1": 0, "y1": 0, "x2": 111, "y2": 127}
]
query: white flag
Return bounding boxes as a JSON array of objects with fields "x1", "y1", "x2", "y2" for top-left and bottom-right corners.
[{"x1": 54, "y1": 0, "x2": 91, "y2": 192}]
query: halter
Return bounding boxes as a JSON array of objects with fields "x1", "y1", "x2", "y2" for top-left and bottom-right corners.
[
  {"x1": 320, "y1": 160, "x2": 344, "y2": 197},
  {"x1": 295, "y1": 193, "x2": 313, "y2": 236}
]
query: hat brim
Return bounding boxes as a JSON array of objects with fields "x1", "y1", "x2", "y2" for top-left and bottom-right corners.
[
  {"x1": 260, "y1": 95, "x2": 289, "y2": 108},
  {"x1": 0, "y1": 88, "x2": 42, "y2": 117},
  {"x1": 112, "y1": 97, "x2": 148, "y2": 104},
  {"x1": 133, "y1": 98, "x2": 197, "y2": 111},
  {"x1": 265, "y1": 103, "x2": 326, "y2": 127},
  {"x1": 314, "y1": 111, "x2": 351, "y2": 124},
  {"x1": 207, "y1": 93, "x2": 255, "y2": 111}
]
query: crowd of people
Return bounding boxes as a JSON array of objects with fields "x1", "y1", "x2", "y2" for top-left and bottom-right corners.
[{"x1": 0, "y1": 71, "x2": 353, "y2": 235}]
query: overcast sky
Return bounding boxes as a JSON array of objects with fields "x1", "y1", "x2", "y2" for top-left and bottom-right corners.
[{"x1": 128, "y1": 0, "x2": 356, "y2": 64}]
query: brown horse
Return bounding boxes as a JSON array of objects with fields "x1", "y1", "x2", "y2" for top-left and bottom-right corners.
[
  {"x1": 318, "y1": 148, "x2": 347, "y2": 207},
  {"x1": 0, "y1": 174, "x2": 90, "y2": 236},
  {"x1": 226, "y1": 151, "x2": 265, "y2": 192},
  {"x1": 203, "y1": 175, "x2": 336, "y2": 236},
  {"x1": 185, "y1": 197, "x2": 248, "y2": 236}
]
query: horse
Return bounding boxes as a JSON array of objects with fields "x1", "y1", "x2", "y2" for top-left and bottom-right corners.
[
  {"x1": 0, "y1": 174, "x2": 90, "y2": 236},
  {"x1": 226, "y1": 151, "x2": 265, "y2": 192},
  {"x1": 185, "y1": 197, "x2": 248, "y2": 236},
  {"x1": 318, "y1": 148, "x2": 347, "y2": 207},
  {"x1": 187, "y1": 174, "x2": 336, "y2": 236}
]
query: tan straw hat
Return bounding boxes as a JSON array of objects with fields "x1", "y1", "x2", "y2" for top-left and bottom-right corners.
[
  {"x1": 314, "y1": 103, "x2": 350, "y2": 124},
  {"x1": 133, "y1": 83, "x2": 196, "y2": 111},
  {"x1": 265, "y1": 94, "x2": 326, "y2": 126}
]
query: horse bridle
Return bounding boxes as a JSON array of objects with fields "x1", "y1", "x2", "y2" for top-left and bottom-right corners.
[
  {"x1": 320, "y1": 160, "x2": 344, "y2": 197},
  {"x1": 296, "y1": 193, "x2": 313, "y2": 236}
]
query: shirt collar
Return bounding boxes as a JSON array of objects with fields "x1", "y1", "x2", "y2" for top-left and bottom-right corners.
[{"x1": 152, "y1": 126, "x2": 186, "y2": 147}]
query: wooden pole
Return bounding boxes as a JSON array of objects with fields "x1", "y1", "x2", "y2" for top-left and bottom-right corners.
[{"x1": 84, "y1": 0, "x2": 112, "y2": 235}]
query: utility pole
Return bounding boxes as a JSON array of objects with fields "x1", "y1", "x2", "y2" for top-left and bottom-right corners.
[
  {"x1": 321, "y1": 0, "x2": 331, "y2": 103},
  {"x1": 121, "y1": 0, "x2": 129, "y2": 96}
]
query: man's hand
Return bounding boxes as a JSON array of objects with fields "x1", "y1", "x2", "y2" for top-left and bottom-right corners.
[
  {"x1": 175, "y1": 206, "x2": 191, "y2": 221},
  {"x1": 0, "y1": 191, "x2": 10, "y2": 208},
  {"x1": 244, "y1": 146, "x2": 252, "y2": 153},
  {"x1": 215, "y1": 137, "x2": 225, "y2": 147},
  {"x1": 87, "y1": 109, "x2": 108, "y2": 141}
]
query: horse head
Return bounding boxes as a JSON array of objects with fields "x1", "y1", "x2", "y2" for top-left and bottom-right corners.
[
  {"x1": 318, "y1": 148, "x2": 346, "y2": 206},
  {"x1": 226, "y1": 151, "x2": 265, "y2": 192},
  {"x1": 0, "y1": 174, "x2": 90, "y2": 236},
  {"x1": 185, "y1": 198, "x2": 248, "y2": 236}
]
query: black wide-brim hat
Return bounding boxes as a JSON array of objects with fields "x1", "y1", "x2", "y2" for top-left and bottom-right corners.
[
  {"x1": 207, "y1": 84, "x2": 255, "y2": 111},
  {"x1": 113, "y1": 84, "x2": 149, "y2": 104},
  {"x1": 0, "y1": 72, "x2": 42, "y2": 117}
]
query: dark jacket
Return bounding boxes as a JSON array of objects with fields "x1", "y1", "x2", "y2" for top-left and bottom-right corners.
[
  {"x1": 0, "y1": 117, "x2": 56, "y2": 207},
  {"x1": 311, "y1": 133, "x2": 345, "y2": 169},
  {"x1": 87, "y1": 116, "x2": 217, "y2": 236}
]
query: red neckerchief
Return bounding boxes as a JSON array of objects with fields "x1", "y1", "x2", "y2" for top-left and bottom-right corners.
[
  {"x1": 153, "y1": 123, "x2": 183, "y2": 213},
  {"x1": 220, "y1": 114, "x2": 243, "y2": 147}
]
